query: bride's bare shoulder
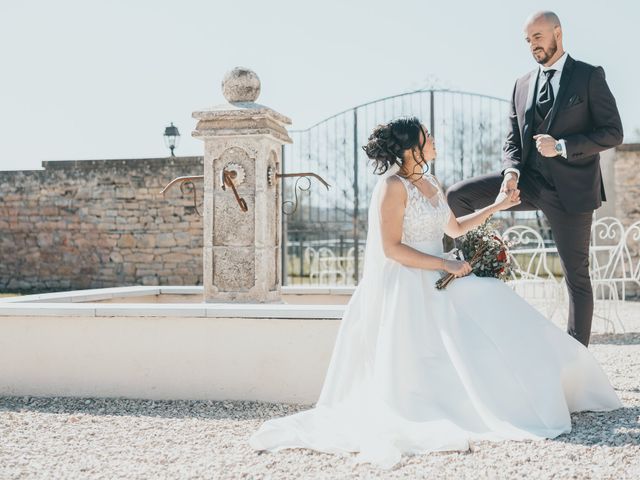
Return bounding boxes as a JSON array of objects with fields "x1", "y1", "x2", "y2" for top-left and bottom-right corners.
[
  {"x1": 380, "y1": 175, "x2": 408, "y2": 203},
  {"x1": 382, "y1": 175, "x2": 404, "y2": 190}
]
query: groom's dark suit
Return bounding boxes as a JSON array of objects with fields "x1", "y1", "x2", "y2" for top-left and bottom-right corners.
[{"x1": 446, "y1": 54, "x2": 623, "y2": 347}]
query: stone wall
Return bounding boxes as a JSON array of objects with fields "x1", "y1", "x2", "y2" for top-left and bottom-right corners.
[
  {"x1": 0, "y1": 157, "x2": 204, "y2": 293},
  {"x1": 595, "y1": 148, "x2": 617, "y2": 218},
  {"x1": 613, "y1": 144, "x2": 640, "y2": 226}
]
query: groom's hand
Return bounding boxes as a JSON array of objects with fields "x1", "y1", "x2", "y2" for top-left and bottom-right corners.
[
  {"x1": 500, "y1": 172, "x2": 519, "y2": 201},
  {"x1": 533, "y1": 134, "x2": 558, "y2": 157}
]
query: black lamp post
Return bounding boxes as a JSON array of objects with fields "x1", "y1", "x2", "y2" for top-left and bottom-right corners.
[{"x1": 163, "y1": 122, "x2": 180, "y2": 157}]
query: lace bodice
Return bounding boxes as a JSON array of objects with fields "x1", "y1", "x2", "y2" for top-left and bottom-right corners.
[{"x1": 395, "y1": 174, "x2": 451, "y2": 243}]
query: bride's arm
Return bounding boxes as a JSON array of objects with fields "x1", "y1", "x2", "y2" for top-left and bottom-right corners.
[
  {"x1": 380, "y1": 177, "x2": 463, "y2": 272},
  {"x1": 444, "y1": 190, "x2": 521, "y2": 239}
]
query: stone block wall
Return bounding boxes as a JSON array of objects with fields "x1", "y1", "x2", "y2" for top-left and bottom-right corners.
[
  {"x1": 614, "y1": 144, "x2": 640, "y2": 226},
  {"x1": 0, "y1": 157, "x2": 204, "y2": 293},
  {"x1": 613, "y1": 144, "x2": 640, "y2": 298}
]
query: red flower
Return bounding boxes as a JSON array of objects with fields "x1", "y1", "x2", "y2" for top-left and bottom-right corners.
[{"x1": 497, "y1": 250, "x2": 507, "y2": 262}]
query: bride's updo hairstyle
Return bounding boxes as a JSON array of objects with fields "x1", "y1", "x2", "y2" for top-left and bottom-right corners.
[{"x1": 362, "y1": 116, "x2": 427, "y2": 175}]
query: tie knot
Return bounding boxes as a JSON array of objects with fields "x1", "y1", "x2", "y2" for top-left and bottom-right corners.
[{"x1": 544, "y1": 69, "x2": 556, "y2": 80}]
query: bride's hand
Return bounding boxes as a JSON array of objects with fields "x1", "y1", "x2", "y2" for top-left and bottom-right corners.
[
  {"x1": 443, "y1": 259, "x2": 472, "y2": 277},
  {"x1": 494, "y1": 189, "x2": 521, "y2": 211}
]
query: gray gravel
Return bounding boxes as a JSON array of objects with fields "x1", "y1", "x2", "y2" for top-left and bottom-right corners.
[{"x1": 1, "y1": 302, "x2": 639, "y2": 479}]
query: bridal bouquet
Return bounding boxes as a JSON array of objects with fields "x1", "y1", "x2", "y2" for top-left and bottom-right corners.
[{"x1": 436, "y1": 220, "x2": 511, "y2": 290}]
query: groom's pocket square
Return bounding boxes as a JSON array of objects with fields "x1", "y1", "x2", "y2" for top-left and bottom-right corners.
[{"x1": 567, "y1": 94, "x2": 583, "y2": 107}]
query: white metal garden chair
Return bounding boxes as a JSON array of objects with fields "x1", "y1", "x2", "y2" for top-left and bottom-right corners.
[
  {"x1": 345, "y1": 245, "x2": 366, "y2": 285},
  {"x1": 589, "y1": 216, "x2": 626, "y2": 332},
  {"x1": 619, "y1": 220, "x2": 640, "y2": 300},
  {"x1": 501, "y1": 225, "x2": 564, "y2": 319},
  {"x1": 307, "y1": 246, "x2": 346, "y2": 285}
]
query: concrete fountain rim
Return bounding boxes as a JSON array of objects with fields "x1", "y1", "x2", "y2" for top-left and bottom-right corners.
[{"x1": 0, "y1": 285, "x2": 354, "y2": 319}]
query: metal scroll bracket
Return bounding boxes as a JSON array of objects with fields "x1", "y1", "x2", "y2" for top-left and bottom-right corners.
[
  {"x1": 160, "y1": 175, "x2": 205, "y2": 216},
  {"x1": 267, "y1": 166, "x2": 331, "y2": 215},
  {"x1": 159, "y1": 164, "x2": 248, "y2": 215}
]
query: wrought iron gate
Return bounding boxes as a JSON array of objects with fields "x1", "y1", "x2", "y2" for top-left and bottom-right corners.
[{"x1": 282, "y1": 88, "x2": 522, "y2": 286}]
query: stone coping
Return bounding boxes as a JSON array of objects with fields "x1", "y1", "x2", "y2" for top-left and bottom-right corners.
[
  {"x1": 41, "y1": 156, "x2": 204, "y2": 169},
  {"x1": 192, "y1": 102, "x2": 292, "y2": 125},
  {"x1": 0, "y1": 285, "x2": 353, "y2": 318},
  {"x1": 0, "y1": 285, "x2": 178, "y2": 303},
  {"x1": 617, "y1": 143, "x2": 640, "y2": 152},
  {"x1": 0, "y1": 156, "x2": 206, "y2": 174}
]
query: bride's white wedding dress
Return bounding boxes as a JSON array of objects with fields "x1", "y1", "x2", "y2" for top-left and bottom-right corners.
[{"x1": 249, "y1": 165, "x2": 622, "y2": 469}]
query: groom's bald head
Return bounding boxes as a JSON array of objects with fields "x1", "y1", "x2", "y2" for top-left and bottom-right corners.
[
  {"x1": 524, "y1": 11, "x2": 562, "y2": 29},
  {"x1": 523, "y1": 11, "x2": 564, "y2": 66}
]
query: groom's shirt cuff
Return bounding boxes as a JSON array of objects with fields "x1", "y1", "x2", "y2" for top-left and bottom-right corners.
[
  {"x1": 503, "y1": 168, "x2": 520, "y2": 180},
  {"x1": 558, "y1": 139, "x2": 567, "y2": 158}
]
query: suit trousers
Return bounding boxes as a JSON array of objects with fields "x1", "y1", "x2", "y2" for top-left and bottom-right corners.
[{"x1": 446, "y1": 170, "x2": 594, "y2": 347}]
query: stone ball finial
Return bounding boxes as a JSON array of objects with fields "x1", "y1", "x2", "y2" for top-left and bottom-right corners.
[{"x1": 222, "y1": 67, "x2": 261, "y2": 103}]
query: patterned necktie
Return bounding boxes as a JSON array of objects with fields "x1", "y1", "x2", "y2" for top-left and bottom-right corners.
[{"x1": 536, "y1": 69, "x2": 556, "y2": 118}]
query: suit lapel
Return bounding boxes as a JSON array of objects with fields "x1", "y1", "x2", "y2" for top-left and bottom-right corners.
[
  {"x1": 546, "y1": 55, "x2": 575, "y2": 132},
  {"x1": 522, "y1": 70, "x2": 538, "y2": 158}
]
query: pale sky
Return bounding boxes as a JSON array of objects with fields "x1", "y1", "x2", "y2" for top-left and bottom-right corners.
[{"x1": 1, "y1": 0, "x2": 638, "y2": 171}]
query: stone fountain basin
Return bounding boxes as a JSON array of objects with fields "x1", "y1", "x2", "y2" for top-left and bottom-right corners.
[{"x1": 0, "y1": 286, "x2": 353, "y2": 404}]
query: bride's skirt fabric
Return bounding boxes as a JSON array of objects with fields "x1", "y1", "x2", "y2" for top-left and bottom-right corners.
[{"x1": 249, "y1": 241, "x2": 622, "y2": 469}]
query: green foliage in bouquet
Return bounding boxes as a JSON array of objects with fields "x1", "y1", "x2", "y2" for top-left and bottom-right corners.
[{"x1": 456, "y1": 219, "x2": 511, "y2": 281}]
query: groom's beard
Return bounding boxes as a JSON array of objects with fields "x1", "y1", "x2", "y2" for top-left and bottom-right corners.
[{"x1": 533, "y1": 39, "x2": 558, "y2": 64}]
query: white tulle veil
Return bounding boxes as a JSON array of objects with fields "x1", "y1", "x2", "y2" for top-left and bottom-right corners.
[{"x1": 316, "y1": 161, "x2": 401, "y2": 407}]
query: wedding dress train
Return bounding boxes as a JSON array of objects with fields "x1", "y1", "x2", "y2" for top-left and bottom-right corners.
[{"x1": 249, "y1": 166, "x2": 622, "y2": 469}]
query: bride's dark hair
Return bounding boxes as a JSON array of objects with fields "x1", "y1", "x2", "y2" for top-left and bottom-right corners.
[{"x1": 362, "y1": 116, "x2": 428, "y2": 176}]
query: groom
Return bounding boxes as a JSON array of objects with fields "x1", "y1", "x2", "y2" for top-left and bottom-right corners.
[{"x1": 446, "y1": 11, "x2": 623, "y2": 347}]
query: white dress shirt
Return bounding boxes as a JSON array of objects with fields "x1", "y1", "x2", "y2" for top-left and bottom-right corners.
[{"x1": 505, "y1": 51, "x2": 569, "y2": 181}]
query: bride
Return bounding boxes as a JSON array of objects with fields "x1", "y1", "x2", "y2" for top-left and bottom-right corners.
[{"x1": 249, "y1": 116, "x2": 622, "y2": 469}]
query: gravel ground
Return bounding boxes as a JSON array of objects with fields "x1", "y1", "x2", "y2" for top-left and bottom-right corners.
[{"x1": 1, "y1": 301, "x2": 639, "y2": 479}]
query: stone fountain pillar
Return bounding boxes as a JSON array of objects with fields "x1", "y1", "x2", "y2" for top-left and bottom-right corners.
[{"x1": 193, "y1": 67, "x2": 292, "y2": 303}]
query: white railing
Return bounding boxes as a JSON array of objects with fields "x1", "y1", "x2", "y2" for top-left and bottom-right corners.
[
  {"x1": 498, "y1": 218, "x2": 640, "y2": 333},
  {"x1": 303, "y1": 244, "x2": 366, "y2": 286},
  {"x1": 301, "y1": 217, "x2": 640, "y2": 332},
  {"x1": 501, "y1": 225, "x2": 564, "y2": 320},
  {"x1": 589, "y1": 217, "x2": 627, "y2": 332}
]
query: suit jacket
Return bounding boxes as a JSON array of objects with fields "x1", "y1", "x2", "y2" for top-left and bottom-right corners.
[{"x1": 502, "y1": 55, "x2": 623, "y2": 213}]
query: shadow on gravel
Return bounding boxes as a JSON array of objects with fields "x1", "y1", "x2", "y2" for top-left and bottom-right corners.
[
  {"x1": 0, "y1": 396, "x2": 313, "y2": 421},
  {"x1": 589, "y1": 332, "x2": 640, "y2": 345},
  {"x1": 2, "y1": 397, "x2": 638, "y2": 448},
  {"x1": 555, "y1": 406, "x2": 640, "y2": 447}
]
